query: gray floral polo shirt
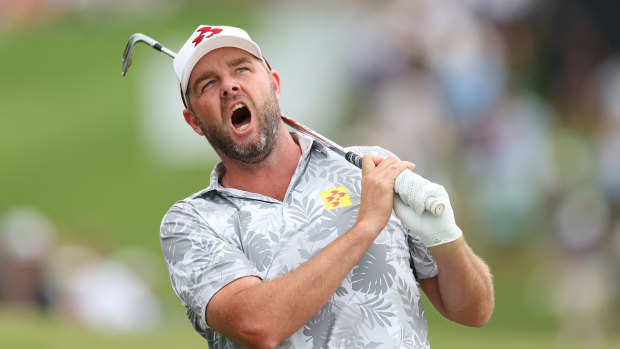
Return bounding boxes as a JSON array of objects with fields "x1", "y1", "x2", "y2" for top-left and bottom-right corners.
[{"x1": 160, "y1": 133, "x2": 438, "y2": 348}]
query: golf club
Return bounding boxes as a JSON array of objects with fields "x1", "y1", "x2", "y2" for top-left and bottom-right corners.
[
  {"x1": 120, "y1": 33, "x2": 445, "y2": 216},
  {"x1": 122, "y1": 33, "x2": 176, "y2": 76}
]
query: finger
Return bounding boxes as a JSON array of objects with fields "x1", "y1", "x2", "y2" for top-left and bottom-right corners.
[
  {"x1": 367, "y1": 154, "x2": 385, "y2": 166},
  {"x1": 380, "y1": 159, "x2": 415, "y2": 179},
  {"x1": 374, "y1": 156, "x2": 399, "y2": 172},
  {"x1": 404, "y1": 161, "x2": 415, "y2": 171},
  {"x1": 392, "y1": 161, "x2": 415, "y2": 172},
  {"x1": 361, "y1": 154, "x2": 381, "y2": 176}
]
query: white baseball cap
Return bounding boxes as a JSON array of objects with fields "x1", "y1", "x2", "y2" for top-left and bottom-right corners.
[{"x1": 173, "y1": 25, "x2": 268, "y2": 103}]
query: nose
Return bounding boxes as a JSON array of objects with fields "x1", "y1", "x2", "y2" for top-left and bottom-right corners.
[{"x1": 221, "y1": 77, "x2": 240, "y2": 98}]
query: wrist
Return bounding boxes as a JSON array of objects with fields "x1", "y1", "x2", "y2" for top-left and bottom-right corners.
[
  {"x1": 427, "y1": 235, "x2": 464, "y2": 255},
  {"x1": 423, "y1": 225, "x2": 463, "y2": 247},
  {"x1": 352, "y1": 218, "x2": 385, "y2": 241}
]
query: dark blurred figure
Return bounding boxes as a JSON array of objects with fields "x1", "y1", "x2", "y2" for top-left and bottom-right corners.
[{"x1": 0, "y1": 208, "x2": 55, "y2": 311}]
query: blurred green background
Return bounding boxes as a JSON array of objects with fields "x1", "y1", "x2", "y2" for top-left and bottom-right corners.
[{"x1": 1, "y1": 0, "x2": 619, "y2": 348}]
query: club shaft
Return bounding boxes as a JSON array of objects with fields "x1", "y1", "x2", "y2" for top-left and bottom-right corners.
[
  {"x1": 280, "y1": 114, "x2": 348, "y2": 154},
  {"x1": 281, "y1": 113, "x2": 444, "y2": 216},
  {"x1": 280, "y1": 114, "x2": 366, "y2": 169}
]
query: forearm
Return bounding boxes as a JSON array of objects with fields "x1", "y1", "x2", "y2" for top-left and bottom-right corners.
[
  {"x1": 427, "y1": 236, "x2": 494, "y2": 326},
  {"x1": 209, "y1": 220, "x2": 380, "y2": 348}
]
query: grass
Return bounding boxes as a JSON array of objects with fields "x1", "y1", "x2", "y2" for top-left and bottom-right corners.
[
  {"x1": 0, "y1": 306, "x2": 206, "y2": 349},
  {"x1": 3, "y1": 252, "x2": 618, "y2": 349},
  {"x1": 2, "y1": 301, "x2": 619, "y2": 349}
]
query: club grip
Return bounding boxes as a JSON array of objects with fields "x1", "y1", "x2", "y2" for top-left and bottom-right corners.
[
  {"x1": 345, "y1": 151, "x2": 363, "y2": 168},
  {"x1": 424, "y1": 196, "x2": 445, "y2": 216},
  {"x1": 394, "y1": 169, "x2": 445, "y2": 217}
]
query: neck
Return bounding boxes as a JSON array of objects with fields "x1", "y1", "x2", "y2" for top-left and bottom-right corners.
[{"x1": 219, "y1": 125, "x2": 302, "y2": 201}]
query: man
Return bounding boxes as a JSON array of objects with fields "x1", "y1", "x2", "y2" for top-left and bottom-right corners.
[{"x1": 160, "y1": 25, "x2": 494, "y2": 349}]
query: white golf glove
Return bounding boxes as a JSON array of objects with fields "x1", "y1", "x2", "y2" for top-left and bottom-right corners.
[{"x1": 393, "y1": 172, "x2": 462, "y2": 247}]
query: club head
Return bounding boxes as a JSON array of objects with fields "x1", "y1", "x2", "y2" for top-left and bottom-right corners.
[
  {"x1": 122, "y1": 33, "x2": 176, "y2": 76},
  {"x1": 122, "y1": 33, "x2": 146, "y2": 76}
]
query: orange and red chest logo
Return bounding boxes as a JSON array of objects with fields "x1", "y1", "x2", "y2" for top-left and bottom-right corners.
[{"x1": 320, "y1": 186, "x2": 353, "y2": 210}]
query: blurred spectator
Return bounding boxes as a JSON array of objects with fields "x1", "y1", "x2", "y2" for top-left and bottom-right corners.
[
  {"x1": 610, "y1": 219, "x2": 620, "y2": 329},
  {"x1": 465, "y1": 92, "x2": 554, "y2": 245},
  {"x1": 368, "y1": 0, "x2": 509, "y2": 137},
  {"x1": 0, "y1": 207, "x2": 55, "y2": 310},
  {"x1": 350, "y1": 67, "x2": 459, "y2": 183},
  {"x1": 550, "y1": 184, "x2": 613, "y2": 347},
  {"x1": 53, "y1": 245, "x2": 163, "y2": 333},
  {"x1": 0, "y1": 0, "x2": 45, "y2": 28},
  {"x1": 0, "y1": 0, "x2": 179, "y2": 30},
  {"x1": 0, "y1": 207, "x2": 163, "y2": 333},
  {"x1": 592, "y1": 55, "x2": 620, "y2": 208}
]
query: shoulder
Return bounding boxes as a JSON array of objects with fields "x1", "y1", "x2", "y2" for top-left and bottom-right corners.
[
  {"x1": 345, "y1": 145, "x2": 400, "y2": 160},
  {"x1": 160, "y1": 189, "x2": 234, "y2": 237}
]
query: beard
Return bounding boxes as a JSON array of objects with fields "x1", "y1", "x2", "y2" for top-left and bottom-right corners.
[{"x1": 197, "y1": 86, "x2": 281, "y2": 165}]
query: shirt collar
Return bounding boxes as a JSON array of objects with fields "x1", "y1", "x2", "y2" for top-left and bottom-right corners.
[{"x1": 198, "y1": 132, "x2": 328, "y2": 198}]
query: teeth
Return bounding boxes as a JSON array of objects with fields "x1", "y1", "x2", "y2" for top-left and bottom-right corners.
[{"x1": 231, "y1": 103, "x2": 248, "y2": 132}]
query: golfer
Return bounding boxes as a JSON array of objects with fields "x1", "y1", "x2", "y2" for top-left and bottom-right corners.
[{"x1": 160, "y1": 25, "x2": 494, "y2": 349}]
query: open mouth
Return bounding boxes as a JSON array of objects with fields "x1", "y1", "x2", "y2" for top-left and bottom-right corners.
[{"x1": 231, "y1": 103, "x2": 251, "y2": 132}]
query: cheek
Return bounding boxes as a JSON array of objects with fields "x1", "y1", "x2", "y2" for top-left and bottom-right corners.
[
  {"x1": 194, "y1": 96, "x2": 223, "y2": 118},
  {"x1": 251, "y1": 80, "x2": 277, "y2": 104}
]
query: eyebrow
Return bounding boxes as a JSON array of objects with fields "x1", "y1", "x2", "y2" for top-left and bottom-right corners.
[
  {"x1": 190, "y1": 56, "x2": 254, "y2": 95},
  {"x1": 228, "y1": 56, "x2": 253, "y2": 68}
]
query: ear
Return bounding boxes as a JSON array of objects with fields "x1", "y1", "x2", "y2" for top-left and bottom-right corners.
[
  {"x1": 269, "y1": 69, "x2": 281, "y2": 100},
  {"x1": 183, "y1": 109, "x2": 205, "y2": 136}
]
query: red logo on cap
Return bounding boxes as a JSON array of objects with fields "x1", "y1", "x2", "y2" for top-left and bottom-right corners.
[{"x1": 192, "y1": 26, "x2": 223, "y2": 47}]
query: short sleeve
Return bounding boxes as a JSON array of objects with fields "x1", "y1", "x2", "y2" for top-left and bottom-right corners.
[
  {"x1": 406, "y1": 233, "x2": 438, "y2": 279},
  {"x1": 160, "y1": 200, "x2": 260, "y2": 333}
]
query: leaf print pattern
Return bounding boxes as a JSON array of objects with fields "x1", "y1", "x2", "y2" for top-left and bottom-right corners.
[
  {"x1": 303, "y1": 304, "x2": 336, "y2": 349},
  {"x1": 244, "y1": 231, "x2": 272, "y2": 272},
  {"x1": 398, "y1": 278, "x2": 429, "y2": 345},
  {"x1": 229, "y1": 209, "x2": 250, "y2": 240},
  {"x1": 288, "y1": 195, "x2": 322, "y2": 228},
  {"x1": 159, "y1": 134, "x2": 437, "y2": 349},
  {"x1": 397, "y1": 327, "x2": 415, "y2": 349},
  {"x1": 320, "y1": 208, "x2": 355, "y2": 238},
  {"x1": 359, "y1": 295, "x2": 394, "y2": 329},
  {"x1": 341, "y1": 334, "x2": 366, "y2": 349},
  {"x1": 335, "y1": 285, "x2": 349, "y2": 297},
  {"x1": 288, "y1": 195, "x2": 327, "y2": 243},
  {"x1": 351, "y1": 243, "x2": 396, "y2": 295}
]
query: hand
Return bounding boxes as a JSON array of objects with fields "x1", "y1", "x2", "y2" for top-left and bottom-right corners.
[
  {"x1": 393, "y1": 181, "x2": 462, "y2": 247},
  {"x1": 357, "y1": 155, "x2": 415, "y2": 234}
]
